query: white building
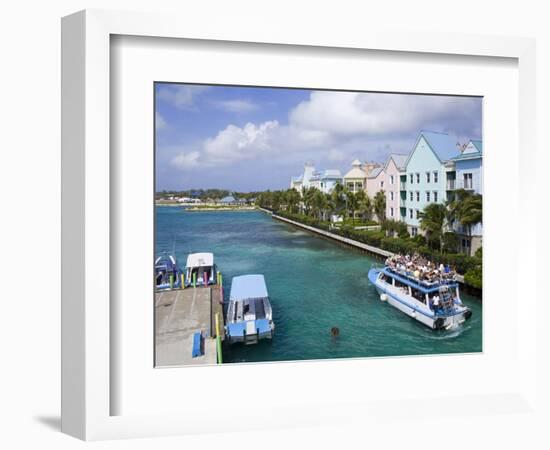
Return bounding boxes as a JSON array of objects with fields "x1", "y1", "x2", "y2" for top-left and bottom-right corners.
[
  {"x1": 308, "y1": 169, "x2": 343, "y2": 194},
  {"x1": 290, "y1": 162, "x2": 316, "y2": 192}
]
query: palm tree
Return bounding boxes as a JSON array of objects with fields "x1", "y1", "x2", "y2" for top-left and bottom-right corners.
[
  {"x1": 373, "y1": 191, "x2": 386, "y2": 222},
  {"x1": 419, "y1": 203, "x2": 447, "y2": 251},
  {"x1": 346, "y1": 190, "x2": 359, "y2": 224},
  {"x1": 446, "y1": 189, "x2": 483, "y2": 255},
  {"x1": 330, "y1": 182, "x2": 346, "y2": 214},
  {"x1": 355, "y1": 190, "x2": 372, "y2": 222},
  {"x1": 285, "y1": 188, "x2": 301, "y2": 214},
  {"x1": 303, "y1": 187, "x2": 317, "y2": 216}
]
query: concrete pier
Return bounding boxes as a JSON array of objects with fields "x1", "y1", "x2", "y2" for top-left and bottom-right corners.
[{"x1": 155, "y1": 285, "x2": 224, "y2": 367}]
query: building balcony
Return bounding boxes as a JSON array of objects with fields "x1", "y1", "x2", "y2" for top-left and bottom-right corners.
[
  {"x1": 400, "y1": 183, "x2": 406, "y2": 190},
  {"x1": 446, "y1": 180, "x2": 456, "y2": 190}
]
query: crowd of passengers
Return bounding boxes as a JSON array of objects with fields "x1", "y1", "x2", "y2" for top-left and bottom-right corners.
[{"x1": 385, "y1": 253, "x2": 456, "y2": 284}]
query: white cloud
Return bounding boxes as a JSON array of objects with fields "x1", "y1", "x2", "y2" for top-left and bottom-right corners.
[
  {"x1": 163, "y1": 90, "x2": 481, "y2": 174},
  {"x1": 156, "y1": 112, "x2": 167, "y2": 130},
  {"x1": 327, "y1": 148, "x2": 346, "y2": 161},
  {"x1": 289, "y1": 91, "x2": 479, "y2": 137},
  {"x1": 157, "y1": 85, "x2": 209, "y2": 109},
  {"x1": 170, "y1": 150, "x2": 200, "y2": 169},
  {"x1": 213, "y1": 99, "x2": 258, "y2": 113},
  {"x1": 204, "y1": 121, "x2": 279, "y2": 164}
]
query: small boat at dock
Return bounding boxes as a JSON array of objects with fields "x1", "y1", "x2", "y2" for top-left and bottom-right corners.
[
  {"x1": 226, "y1": 274, "x2": 274, "y2": 344},
  {"x1": 185, "y1": 252, "x2": 217, "y2": 287},
  {"x1": 155, "y1": 253, "x2": 181, "y2": 290},
  {"x1": 368, "y1": 255, "x2": 472, "y2": 330}
]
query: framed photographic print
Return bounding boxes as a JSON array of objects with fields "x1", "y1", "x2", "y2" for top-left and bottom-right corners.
[{"x1": 62, "y1": 9, "x2": 538, "y2": 441}]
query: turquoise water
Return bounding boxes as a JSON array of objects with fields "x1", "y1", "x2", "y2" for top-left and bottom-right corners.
[{"x1": 156, "y1": 207, "x2": 482, "y2": 363}]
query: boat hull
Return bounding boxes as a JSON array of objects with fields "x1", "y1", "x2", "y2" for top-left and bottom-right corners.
[{"x1": 368, "y1": 268, "x2": 471, "y2": 330}]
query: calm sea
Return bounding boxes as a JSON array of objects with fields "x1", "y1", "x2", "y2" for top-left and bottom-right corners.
[{"x1": 156, "y1": 207, "x2": 482, "y2": 363}]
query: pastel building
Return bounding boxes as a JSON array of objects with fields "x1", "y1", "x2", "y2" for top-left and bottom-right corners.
[
  {"x1": 400, "y1": 131, "x2": 461, "y2": 236},
  {"x1": 343, "y1": 159, "x2": 367, "y2": 193},
  {"x1": 449, "y1": 139, "x2": 483, "y2": 254},
  {"x1": 290, "y1": 162, "x2": 316, "y2": 192},
  {"x1": 383, "y1": 153, "x2": 408, "y2": 221},
  {"x1": 366, "y1": 166, "x2": 385, "y2": 197},
  {"x1": 308, "y1": 169, "x2": 343, "y2": 194}
]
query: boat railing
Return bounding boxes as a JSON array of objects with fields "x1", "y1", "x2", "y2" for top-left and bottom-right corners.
[{"x1": 385, "y1": 266, "x2": 457, "y2": 287}]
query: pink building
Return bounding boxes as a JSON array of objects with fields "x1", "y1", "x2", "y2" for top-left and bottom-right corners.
[
  {"x1": 366, "y1": 166, "x2": 385, "y2": 197},
  {"x1": 383, "y1": 153, "x2": 408, "y2": 221}
]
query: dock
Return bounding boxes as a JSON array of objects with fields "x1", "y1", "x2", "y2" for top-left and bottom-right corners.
[
  {"x1": 270, "y1": 212, "x2": 393, "y2": 258},
  {"x1": 155, "y1": 284, "x2": 224, "y2": 367}
]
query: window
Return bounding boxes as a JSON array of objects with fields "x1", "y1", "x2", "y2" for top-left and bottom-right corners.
[
  {"x1": 390, "y1": 191, "x2": 394, "y2": 201},
  {"x1": 410, "y1": 191, "x2": 413, "y2": 201},
  {"x1": 380, "y1": 180, "x2": 384, "y2": 188},
  {"x1": 410, "y1": 173, "x2": 414, "y2": 184},
  {"x1": 426, "y1": 191, "x2": 430, "y2": 202},
  {"x1": 357, "y1": 182, "x2": 363, "y2": 190},
  {"x1": 416, "y1": 191, "x2": 420, "y2": 202},
  {"x1": 464, "y1": 173, "x2": 473, "y2": 189},
  {"x1": 411, "y1": 227, "x2": 418, "y2": 237},
  {"x1": 415, "y1": 209, "x2": 420, "y2": 219},
  {"x1": 409, "y1": 209, "x2": 413, "y2": 219},
  {"x1": 433, "y1": 191, "x2": 438, "y2": 202},
  {"x1": 416, "y1": 173, "x2": 420, "y2": 183},
  {"x1": 390, "y1": 207, "x2": 394, "y2": 217},
  {"x1": 426, "y1": 172, "x2": 431, "y2": 183},
  {"x1": 433, "y1": 171, "x2": 438, "y2": 183},
  {"x1": 390, "y1": 175, "x2": 394, "y2": 184}
]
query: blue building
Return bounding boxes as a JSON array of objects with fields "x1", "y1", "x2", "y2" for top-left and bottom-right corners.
[
  {"x1": 400, "y1": 131, "x2": 461, "y2": 235},
  {"x1": 449, "y1": 139, "x2": 483, "y2": 254},
  {"x1": 309, "y1": 169, "x2": 343, "y2": 194}
]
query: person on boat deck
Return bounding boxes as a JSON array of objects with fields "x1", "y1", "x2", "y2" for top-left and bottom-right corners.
[{"x1": 432, "y1": 295, "x2": 440, "y2": 311}]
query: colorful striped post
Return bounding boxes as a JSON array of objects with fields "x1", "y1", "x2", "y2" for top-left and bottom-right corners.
[
  {"x1": 192, "y1": 272, "x2": 196, "y2": 288},
  {"x1": 203, "y1": 272, "x2": 208, "y2": 287},
  {"x1": 215, "y1": 312, "x2": 223, "y2": 364},
  {"x1": 169, "y1": 274, "x2": 174, "y2": 289},
  {"x1": 180, "y1": 273, "x2": 185, "y2": 289}
]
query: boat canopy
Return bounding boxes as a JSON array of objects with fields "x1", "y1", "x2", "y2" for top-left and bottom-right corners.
[
  {"x1": 186, "y1": 252, "x2": 214, "y2": 269},
  {"x1": 382, "y1": 267, "x2": 458, "y2": 294},
  {"x1": 230, "y1": 274, "x2": 268, "y2": 301}
]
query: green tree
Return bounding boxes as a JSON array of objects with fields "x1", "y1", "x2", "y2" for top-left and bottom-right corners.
[
  {"x1": 345, "y1": 190, "x2": 359, "y2": 224},
  {"x1": 419, "y1": 202, "x2": 447, "y2": 251},
  {"x1": 373, "y1": 190, "x2": 386, "y2": 222},
  {"x1": 355, "y1": 190, "x2": 372, "y2": 222},
  {"x1": 285, "y1": 188, "x2": 301, "y2": 214}
]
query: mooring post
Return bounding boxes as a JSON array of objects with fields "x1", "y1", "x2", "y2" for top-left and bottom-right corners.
[
  {"x1": 193, "y1": 272, "x2": 196, "y2": 288},
  {"x1": 169, "y1": 274, "x2": 174, "y2": 289},
  {"x1": 181, "y1": 273, "x2": 185, "y2": 289}
]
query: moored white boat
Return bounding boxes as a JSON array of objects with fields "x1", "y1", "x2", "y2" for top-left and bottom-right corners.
[
  {"x1": 226, "y1": 274, "x2": 274, "y2": 344},
  {"x1": 184, "y1": 252, "x2": 217, "y2": 287}
]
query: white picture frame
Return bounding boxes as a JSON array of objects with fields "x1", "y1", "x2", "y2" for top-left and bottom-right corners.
[{"x1": 61, "y1": 9, "x2": 538, "y2": 441}]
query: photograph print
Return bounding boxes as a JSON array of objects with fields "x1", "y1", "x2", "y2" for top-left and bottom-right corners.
[{"x1": 154, "y1": 83, "x2": 483, "y2": 367}]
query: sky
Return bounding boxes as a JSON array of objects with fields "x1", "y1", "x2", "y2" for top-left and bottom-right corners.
[{"x1": 155, "y1": 83, "x2": 482, "y2": 192}]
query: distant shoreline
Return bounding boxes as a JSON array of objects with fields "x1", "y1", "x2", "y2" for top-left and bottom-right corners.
[
  {"x1": 185, "y1": 206, "x2": 257, "y2": 212},
  {"x1": 155, "y1": 202, "x2": 257, "y2": 212}
]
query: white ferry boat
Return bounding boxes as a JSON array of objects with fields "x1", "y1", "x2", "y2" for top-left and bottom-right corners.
[
  {"x1": 184, "y1": 252, "x2": 217, "y2": 287},
  {"x1": 226, "y1": 274, "x2": 274, "y2": 344},
  {"x1": 368, "y1": 263, "x2": 472, "y2": 330}
]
